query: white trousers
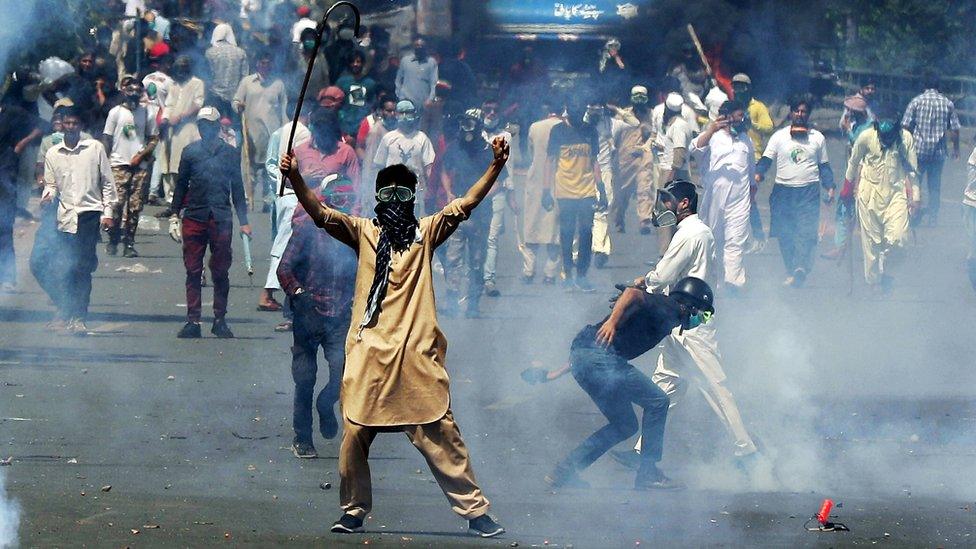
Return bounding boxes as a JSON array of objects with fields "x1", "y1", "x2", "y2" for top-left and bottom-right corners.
[
  {"x1": 701, "y1": 176, "x2": 751, "y2": 287},
  {"x1": 263, "y1": 194, "x2": 299, "y2": 290},
  {"x1": 591, "y1": 166, "x2": 614, "y2": 255}
]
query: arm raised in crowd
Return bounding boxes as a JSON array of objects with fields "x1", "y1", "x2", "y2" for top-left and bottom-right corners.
[
  {"x1": 455, "y1": 137, "x2": 509, "y2": 217},
  {"x1": 280, "y1": 152, "x2": 359, "y2": 248}
]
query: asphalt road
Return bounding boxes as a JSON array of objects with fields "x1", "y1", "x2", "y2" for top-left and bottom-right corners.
[{"x1": 2, "y1": 133, "x2": 975, "y2": 547}]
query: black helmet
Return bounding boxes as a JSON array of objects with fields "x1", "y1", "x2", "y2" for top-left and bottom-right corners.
[{"x1": 670, "y1": 277, "x2": 714, "y2": 313}]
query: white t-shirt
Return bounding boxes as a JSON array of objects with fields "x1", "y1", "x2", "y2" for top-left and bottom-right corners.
[
  {"x1": 103, "y1": 104, "x2": 154, "y2": 167},
  {"x1": 652, "y1": 103, "x2": 698, "y2": 165},
  {"x1": 373, "y1": 129, "x2": 436, "y2": 177},
  {"x1": 124, "y1": 0, "x2": 146, "y2": 17},
  {"x1": 762, "y1": 127, "x2": 829, "y2": 187},
  {"x1": 663, "y1": 116, "x2": 694, "y2": 171},
  {"x1": 143, "y1": 71, "x2": 173, "y2": 112},
  {"x1": 964, "y1": 146, "x2": 976, "y2": 208}
]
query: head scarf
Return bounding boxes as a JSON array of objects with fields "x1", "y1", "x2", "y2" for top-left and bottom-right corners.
[
  {"x1": 357, "y1": 200, "x2": 418, "y2": 339},
  {"x1": 210, "y1": 23, "x2": 237, "y2": 47}
]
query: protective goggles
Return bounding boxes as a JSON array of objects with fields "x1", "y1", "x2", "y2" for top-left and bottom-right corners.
[
  {"x1": 375, "y1": 185, "x2": 415, "y2": 203},
  {"x1": 458, "y1": 116, "x2": 479, "y2": 132}
]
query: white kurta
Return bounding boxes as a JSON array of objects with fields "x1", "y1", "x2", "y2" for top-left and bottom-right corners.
[{"x1": 693, "y1": 129, "x2": 754, "y2": 287}]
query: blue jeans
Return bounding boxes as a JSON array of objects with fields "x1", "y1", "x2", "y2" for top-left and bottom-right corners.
[
  {"x1": 557, "y1": 197, "x2": 596, "y2": 279},
  {"x1": 917, "y1": 156, "x2": 945, "y2": 221},
  {"x1": 291, "y1": 309, "x2": 349, "y2": 443},
  {"x1": 558, "y1": 342, "x2": 669, "y2": 480}
]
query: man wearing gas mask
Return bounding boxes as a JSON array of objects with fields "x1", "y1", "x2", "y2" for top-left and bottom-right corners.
[
  {"x1": 732, "y1": 73, "x2": 773, "y2": 249},
  {"x1": 478, "y1": 98, "x2": 517, "y2": 297},
  {"x1": 755, "y1": 98, "x2": 834, "y2": 287},
  {"x1": 279, "y1": 136, "x2": 509, "y2": 539},
  {"x1": 440, "y1": 108, "x2": 495, "y2": 316},
  {"x1": 693, "y1": 100, "x2": 754, "y2": 293},
  {"x1": 372, "y1": 99, "x2": 435, "y2": 215},
  {"x1": 842, "y1": 111, "x2": 919, "y2": 294},
  {"x1": 528, "y1": 276, "x2": 716, "y2": 491},
  {"x1": 158, "y1": 55, "x2": 204, "y2": 206},
  {"x1": 292, "y1": 27, "x2": 332, "y2": 107},
  {"x1": 101, "y1": 76, "x2": 158, "y2": 258},
  {"x1": 613, "y1": 85, "x2": 652, "y2": 235},
  {"x1": 617, "y1": 181, "x2": 756, "y2": 463}
]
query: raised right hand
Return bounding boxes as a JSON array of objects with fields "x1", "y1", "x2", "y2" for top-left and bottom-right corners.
[{"x1": 279, "y1": 153, "x2": 296, "y2": 177}]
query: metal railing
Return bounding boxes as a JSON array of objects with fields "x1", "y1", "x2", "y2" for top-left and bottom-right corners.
[{"x1": 832, "y1": 68, "x2": 976, "y2": 126}]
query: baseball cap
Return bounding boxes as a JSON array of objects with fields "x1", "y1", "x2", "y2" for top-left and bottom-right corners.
[
  {"x1": 296, "y1": 5, "x2": 311, "y2": 17},
  {"x1": 665, "y1": 92, "x2": 684, "y2": 112},
  {"x1": 148, "y1": 42, "x2": 171, "y2": 60},
  {"x1": 197, "y1": 106, "x2": 221, "y2": 122},
  {"x1": 631, "y1": 85, "x2": 648, "y2": 96},
  {"x1": 732, "y1": 73, "x2": 751, "y2": 85}
]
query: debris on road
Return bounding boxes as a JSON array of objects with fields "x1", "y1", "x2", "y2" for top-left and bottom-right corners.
[
  {"x1": 0, "y1": 456, "x2": 12, "y2": 466},
  {"x1": 67, "y1": 458, "x2": 78, "y2": 464},
  {"x1": 131, "y1": 528, "x2": 140, "y2": 535},
  {"x1": 143, "y1": 524, "x2": 160, "y2": 529},
  {"x1": 115, "y1": 263, "x2": 162, "y2": 274},
  {"x1": 319, "y1": 482, "x2": 332, "y2": 490},
  {"x1": 232, "y1": 431, "x2": 270, "y2": 440},
  {"x1": 100, "y1": 485, "x2": 112, "y2": 492}
]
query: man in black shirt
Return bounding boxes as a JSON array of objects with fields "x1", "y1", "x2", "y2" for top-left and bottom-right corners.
[
  {"x1": 167, "y1": 106, "x2": 251, "y2": 339},
  {"x1": 0, "y1": 102, "x2": 42, "y2": 291},
  {"x1": 529, "y1": 277, "x2": 715, "y2": 490}
]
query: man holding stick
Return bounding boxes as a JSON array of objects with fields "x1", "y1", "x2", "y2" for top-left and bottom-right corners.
[{"x1": 279, "y1": 137, "x2": 508, "y2": 538}]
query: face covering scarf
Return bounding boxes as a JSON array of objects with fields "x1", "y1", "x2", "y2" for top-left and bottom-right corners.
[{"x1": 357, "y1": 200, "x2": 419, "y2": 339}]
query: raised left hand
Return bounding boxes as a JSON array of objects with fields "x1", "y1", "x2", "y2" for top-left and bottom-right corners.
[{"x1": 491, "y1": 137, "x2": 510, "y2": 164}]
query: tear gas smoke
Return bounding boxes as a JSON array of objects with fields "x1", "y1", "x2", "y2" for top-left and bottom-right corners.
[{"x1": 0, "y1": 469, "x2": 19, "y2": 548}]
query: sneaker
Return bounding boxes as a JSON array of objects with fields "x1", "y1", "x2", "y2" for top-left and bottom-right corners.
[
  {"x1": 593, "y1": 253, "x2": 608, "y2": 269},
  {"x1": 211, "y1": 318, "x2": 234, "y2": 338},
  {"x1": 520, "y1": 273, "x2": 535, "y2": 284},
  {"x1": 291, "y1": 439, "x2": 318, "y2": 459},
  {"x1": 542, "y1": 276, "x2": 556, "y2": 285},
  {"x1": 177, "y1": 322, "x2": 202, "y2": 339},
  {"x1": 639, "y1": 221, "x2": 652, "y2": 235},
  {"x1": 66, "y1": 318, "x2": 89, "y2": 337},
  {"x1": 483, "y1": 280, "x2": 500, "y2": 297},
  {"x1": 105, "y1": 242, "x2": 119, "y2": 256},
  {"x1": 468, "y1": 514, "x2": 505, "y2": 538},
  {"x1": 609, "y1": 449, "x2": 641, "y2": 471},
  {"x1": 45, "y1": 318, "x2": 67, "y2": 331},
  {"x1": 317, "y1": 402, "x2": 339, "y2": 439},
  {"x1": 274, "y1": 321, "x2": 293, "y2": 332},
  {"x1": 575, "y1": 277, "x2": 596, "y2": 293},
  {"x1": 791, "y1": 268, "x2": 807, "y2": 288},
  {"x1": 122, "y1": 244, "x2": 139, "y2": 258},
  {"x1": 331, "y1": 513, "x2": 364, "y2": 534}
]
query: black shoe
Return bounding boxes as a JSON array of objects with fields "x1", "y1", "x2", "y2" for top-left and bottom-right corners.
[
  {"x1": 177, "y1": 322, "x2": 202, "y2": 338},
  {"x1": 331, "y1": 513, "x2": 364, "y2": 533},
  {"x1": 639, "y1": 223, "x2": 652, "y2": 235},
  {"x1": 790, "y1": 268, "x2": 806, "y2": 288},
  {"x1": 318, "y1": 404, "x2": 338, "y2": 440},
  {"x1": 635, "y1": 467, "x2": 685, "y2": 491},
  {"x1": 106, "y1": 242, "x2": 119, "y2": 256},
  {"x1": 610, "y1": 449, "x2": 641, "y2": 471},
  {"x1": 520, "y1": 273, "x2": 535, "y2": 284},
  {"x1": 468, "y1": 514, "x2": 505, "y2": 538},
  {"x1": 291, "y1": 439, "x2": 318, "y2": 459},
  {"x1": 483, "y1": 280, "x2": 500, "y2": 297},
  {"x1": 594, "y1": 253, "x2": 608, "y2": 269},
  {"x1": 122, "y1": 244, "x2": 139, "y2": 258},
  {"x1": 211, "y1": 318, "x2": 234, "y2": 338}
]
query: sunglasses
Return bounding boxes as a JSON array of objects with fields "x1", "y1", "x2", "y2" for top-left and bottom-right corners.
[{"x1": 375, "y1": 185, "x2": 415, "y2": 203}]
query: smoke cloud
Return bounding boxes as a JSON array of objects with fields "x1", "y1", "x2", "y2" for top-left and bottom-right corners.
[{"x1": 0, "y1": 469, "x2": 19, "y2": 549}]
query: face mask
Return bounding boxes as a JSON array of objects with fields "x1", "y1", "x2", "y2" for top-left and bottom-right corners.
[
  {"x1": 685, "y1": 311, "x2": 706, "y2": 330},
  {"x1": 302, "y1": 39, "x2": 316, "y2": 52},
  {"x1": 730, "y1": 119, "x2": 748, "y2": 135},
  {"x1": 483, "y1": 114, "x2": 499, "y2": 130},
  {"x1": 414, "y1": 48, "x2": 427, "y2": 59},
  {"x1": 397, "y1": 114, "x2": 417, "y2": 132},
  {"x1": 381, "y1": 116, "x2": 397, "y2": 129},
  {"x1": 651, "y1": 188, "x2": 678, "y2": 227},
  {"x1": 877, "y1": 120, "x2": 899, "y2": 149},
  {"x1": 338, "y1": 27, "x2": 355, "y2": 41},
  {"x1": 631, "y1": 94, "x2": 648, "y2": 105},
  {"x1": 198, "y1": 123, "x2": 220, "y2": 142}
]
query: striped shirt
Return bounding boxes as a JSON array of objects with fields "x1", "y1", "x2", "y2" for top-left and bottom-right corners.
[{"x1": 902, "y1": 89, "x2": 961, "y2": 161}]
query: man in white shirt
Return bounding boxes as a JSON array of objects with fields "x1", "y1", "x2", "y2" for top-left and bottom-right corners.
[
  {"x1": 618, "y1": 180, "x2": 757, "y2": 462},
  {"x1": 102, "y1": 77, "x2": 158, "y2": 257},
  {"x1": 692, "y1": 100, "x2": 754, "y2": 293},
  {"x1": 291, "y1": 5, "x2": 316, "y2": 43},
  {"x1": 395, "y1": 38, "x2": 438, "y2": 112},
  {"x1": 41, "y1": 107, "x2": 118, "y2": 336},
  {"x1": 965, "y1": 145, "x2": 976, "y2": 294},
  {"x1": 588, "y1": 101, "x2": 637, "y2": 268},
  {"x1": 659, "y1": 93, "x2": 695, "y2": 183},
  {"x1": 143, "y1": 50, "x2": 173, "y2": 205},
  {"x1": 756, "y1": 98, "x2": 834, "y2": 287},
  {"x1": 373, "y1": 100, "x2": 435, "y2": 215}
]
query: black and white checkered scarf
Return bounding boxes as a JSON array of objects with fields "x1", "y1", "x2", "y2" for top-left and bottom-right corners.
[{"x1": 357, "y1": 201, "x2": 419, "y2": 339}]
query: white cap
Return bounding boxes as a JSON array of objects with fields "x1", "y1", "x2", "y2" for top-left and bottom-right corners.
[
  {"x1": 665, "y1": 92, "x2": 684, "y2": 112},
  {"x1": 197, "y1": 106, "x2": 221, "y2": 122},
  {"x1": 631, "y1": 85, "x2": 648, "y2": 96},
  {"x1": 732, "y1": 73, "x2": 752, "y2": 85}
]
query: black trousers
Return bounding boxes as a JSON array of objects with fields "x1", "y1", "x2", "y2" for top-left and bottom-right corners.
[
  {"x1": 917, "y1": 156, "x2": 945, "y2": 220},
  {"x1": 557, "y1": 197, "x2": 595, "y2": 279},
  {"x1": 559, "y1": 343, "x2": 669, "y2": 481},
  {"x1": 58, "y1": 211, "x2": 102, "y2": 320},
  {"x1": 291, "y1": 308, "x2": 349, "y2": 443},
  {"x1": 769, "y1": 184, "x2": 820, "y2": 275}
]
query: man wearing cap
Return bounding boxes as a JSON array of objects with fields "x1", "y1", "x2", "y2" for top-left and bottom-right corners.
[
  {"x1": 168, "y1": 106, "x2": 251, "y2": 339},
  {"x1": 373, "y1": 99, "x2": 435, "y2": 215},
  {"x1": 839, "y1": 80, "x2": 876, "y2": 134},
  {"x1": 731, "y1": 73, "x2": 773, "y2": 247},
  {"x1": 645, "y1": 80, "x2": 698, "y2": 239},
  {"x1": 102, "y1": 76, "x2": 158, "y2": 257},
  {"x1": 396, "y1": 37, "x2": 438, "y2": 112},
  {"x1": 234, "y1": 49, "x2": 288, "y2": 209},
  {"x1": 158, "y1": 55, "x2": 204, "y2": 205},
  {"x1": 41, "y1": 107, "x2": 118, "y2": 335},
  {"x1": 205, "y1": 23, "x2": 248, "y2": 121},
  {"x1": 613, "y1": 85, "x2": 652, "y2": 234},
  {"x1": 291, "y1": 5, "x2": 316, "y2": 43},
  {"x1": 658, "y1": 93, "x2": 694, "y2": 184},
  {"x1": 317, "y1": 86, "x2": 346, "y2": 114},
  {"x1": 279, "y1": 136, "x2": 508, "y2": 539},
  {"x1": 143, "y1": 45, "x2": 173, "y2": 206}
]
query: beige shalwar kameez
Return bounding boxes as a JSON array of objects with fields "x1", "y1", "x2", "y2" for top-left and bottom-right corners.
[
  {"x1": 845, "y1": 128, "x2": 918, "y2": 284},
  {"x1": 520, "y1": 115, "x2": 562, "y2": 278},
  {"x1": 315, "y1": 199, "x2": 490, "y2": 520}
]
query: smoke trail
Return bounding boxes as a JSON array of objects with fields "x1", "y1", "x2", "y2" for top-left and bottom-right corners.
[{"x1": 0, "y1": 469, "x2": 19, "y2": 548}]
